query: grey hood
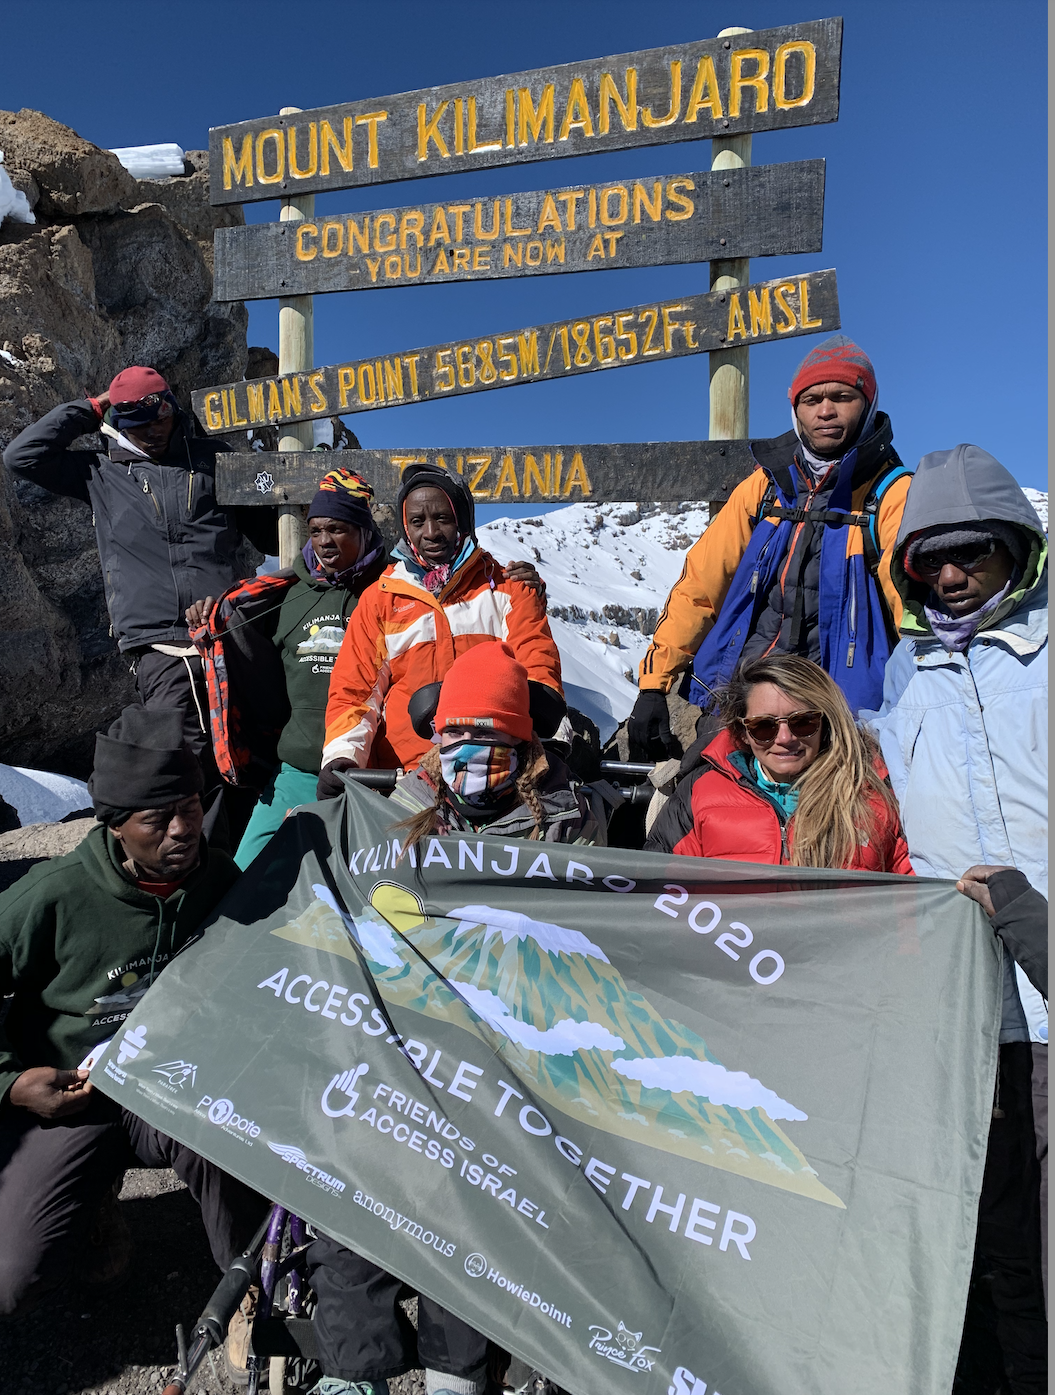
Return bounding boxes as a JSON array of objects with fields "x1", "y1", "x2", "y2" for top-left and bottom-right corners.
[{"x1": 892, "y1": 444, "x2": 1047, "y2": 638}]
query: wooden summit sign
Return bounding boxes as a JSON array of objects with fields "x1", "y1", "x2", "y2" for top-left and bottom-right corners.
[
  {"x1": 209, "y1": 19, "x2": 842, "y2": 204},
  {"x1": 193, "y1": 269, "x2": 838, "y2": 433},
  {"x1": 216, "y1": 440, "x2": 756, "y2": 508},
  {"x1": 213, "y1": 159, "x2": 824, "y2": 302}
]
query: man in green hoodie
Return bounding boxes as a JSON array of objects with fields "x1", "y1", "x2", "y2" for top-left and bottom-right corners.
[{"x1": 0, "y1": 706, "x2": 263, "y2": 1315}]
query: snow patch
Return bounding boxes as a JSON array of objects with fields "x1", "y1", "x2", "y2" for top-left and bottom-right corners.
[
  {"x1": 610, "y1": 1054, "x2": 808, "y2": 1123},
  {"x1": 0, "y1": 152, "x2": 34, "y2": 225},
  {"x1": 108, "y1": 143, "x2": 186, "y2": 179},
  {"x1": 1023, "y1": 488, "x2": 1048, "y2": 532},
  {"x1": 446, "y1": 903, "x2": 609, "y2": 963},
  {"x1": 0, "y1": 765, "x2": 90, "y2": 825},
  {"x1": 312, "y1": 883, "x2": 403, "y2": 968},
  {"x1": 453, "y1": 981, "x2": 625, "y2": 1055}
]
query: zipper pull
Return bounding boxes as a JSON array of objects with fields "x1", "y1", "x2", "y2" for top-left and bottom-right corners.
[
  {"x1": 143, "y1": 479, "x2": 150, "y2": 494},
  {"x1": 846, "y1": 642, "x2": 855, "y2": 667},
  {"x1": 750, "y1": 568, "x2": 759, "y2": 594}
]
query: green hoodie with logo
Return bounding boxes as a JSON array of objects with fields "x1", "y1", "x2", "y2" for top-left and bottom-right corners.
[{"x1": 0, "y1": 824, "x2": 238, "y2": 1104}]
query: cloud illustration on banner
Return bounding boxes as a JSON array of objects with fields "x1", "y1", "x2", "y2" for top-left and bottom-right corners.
[
  {"x1": 312, "y1": 884, "x2": 403, "y2": 969},
  {"x1": 455, "y1": 981, "x2": 626, "y2": 1056},
  {"x1": 610, "y1": 1056, "x2": 807, "y2": 1123}
]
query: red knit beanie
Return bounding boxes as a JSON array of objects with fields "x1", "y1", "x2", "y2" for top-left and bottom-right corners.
[
  {"x1": 108, "y1": 366, "x2": 170, "y2": 404},
  {"x1": 435, "y1": 642, "x2": 532, "y2": 743},
  {"x1": 788, "y1": 335, "x2": 876, "y2": 406}
]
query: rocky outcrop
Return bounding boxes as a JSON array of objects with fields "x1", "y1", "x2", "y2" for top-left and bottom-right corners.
[{"x1": 0, "y1": 110, "x2": 250, "y2": 776}]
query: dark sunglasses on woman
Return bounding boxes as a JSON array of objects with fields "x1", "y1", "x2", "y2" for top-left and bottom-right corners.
[{"x1": 741, "y1": 710, "x2": 824, "y2": 744}]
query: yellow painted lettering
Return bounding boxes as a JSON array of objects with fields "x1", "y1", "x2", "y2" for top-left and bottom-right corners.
[
  {"x1": 222, "y1": 133, "x2": 253, "y2": 190},
  {"x1": 517, "y1": 331, "x2": 540, "y2": 375},
  {"x1": 431, "y1": 248, "x2": 451, "y2": 274},
  {"x1": 504, "y1": 198, "x2": 531, "y2": 236},
  {"x1": 467, "y1": 96, "x2": 502, "y2": 152},
  {"x1": 364, "y1": 256, "x2": 381, "y2": 282},
  {"x1": 545, "y1": 238, "x2": 565, "y2": 264},
  {"x1": 202, "y1": 392, "x2": 224, "y2": 430},
  {"x1": 600, "y1": 185, "x2": 628, "y2": 226},
  {"x1": 474, "y1": 199, "x2": 500, "y2": 239},
  {"x1": 453, "y1": 97, "x2": 465, "y2": 156},
  {"x1": 451, "y1": 247, "x2": 471, "y2": 272},
  {"x1": 496, "y1": 337, "x2": 518, "y2": 379},
  {"x1": 320, "y1": 118, "x2": 353, "y2": 174},
  {"x1": 404, "y1": 250, "x2": 421, "y2": 278},
  {"x1": 347, "y1": 216, "x2": 370, "y2": 254},
  {"x1": 662, "y1": 304, "x2": 687, "y2": 351},
  {"x1": 403, "y1": 354, "x2": 420, "y2": 396},
  {"x1": 374, "y1": 360, "x2": 385, "y2": 402},
  {"x1": 641, "y1": 60, "x2": 682, "y2": 127},
  {"x1": 255, "y1": 129, "x2": 284, "y2": 184},
  {"x1": 632, "y1": 181, "x2": 662, "y2": 223},
  {"x1": 774, "y1": 41, "x2": 816, "y2": 108},
  {"x1": 594, "y1": 316, "x2": 615, "y2": 363},
  {"x1": 428, "y1": 207, "x2": 451, "y2": 247},
  {"x1": 307, "y1": 370, "x2": 327, "y2": 411},
  {"x1": 684, "y1": 55, "x2": 723, "y2": 121},
  {"x1": 727, "y1": 293, "x2": 748, "y2": 341},
  {"x1": 374, "y1": 215, "x2": 397, "y2": 253},
  {"x1": 399, "y1": 210, "x2": 425, "y2": 249},
  {"x1": 494, "y1": 455, "x2": 520, "y2": 498},
  {"x1": 267, "y1": 381, "x2": 283, "y2": 422},
  {"x1": 288, "y1": 123, "x2": 317, "y2": 179},
  {"x1": 505, "y1": 88, "x2": 515, "y2": 147},
  {"x1": 525, "y1": 239, "x2": 543, "y2": 266},
  {"x1": 518, "y1": 85, "x2": 554, "y2": 145},
  {"x1": 357, "y1": 364, "x2": 376, "y2": 404},
  {"x1": 562, "y1": 451, "x2": 591, "y2": 497},
  {"x1": 799, "y1": 277, "x2": 822, "y2": 328},
  {"x1": 773, "y1": 281, "x2": 797, "y2": 332},
  {"x1": 355, "y1": 111, "x2": 387, "y2": 169},
  {"x1": 245, "y1": 382, "x2": 265, "y2": 424},
  {"x1": 748, "y1": 286, "x2": 772, "y2": 336},
  {"x1": 417, "y1": 101, "x2": 450, "y2": 160},
  {"x1": 729, "y1": 49, "x2": 770, "y2": 117},
  {"x1": 640, "y1": 306, "x2": 660, "y2": 354},
  {"x1": 281, "y1": 377, "x2": 302, "y2": 416},
  {"x1": 321, "y1": 222, "x2": 343, "y2": 258},
  {"x1": 384, "y1": 254, "x2": 401, "y2": 279},
  {"x1": 469, "y1": 457, "x2": 492, "y2": 498},
  {"x1": 447, "y1": 204, "x2": 471, "y2": 241},
  {"x1": 665, "y1": 177, "x2": 694, "y2": 220},
  {"x1": 603, "y1": 231, "x2": 623, "y2": 256},
  {"x1": 455, "y1": 344, "x2": 475, "y2": 387},
  {"x1": 337, "y1": 367, "x2": 356, "y2": 408},
  {"x1": 502, "y1": 242, "x2": 523, "y2": 268},
  {"x1": 598, "y1": 68, "x2": 638, "y2": 133},
  {"x1": 473, "y1": 246, "x2": 491, "y2": 270},
  {"x1": 523, "y1": 453, "x2": 551, "y2": 496},
  {"x1": 586, "y1": 234, "x2": 606, "y2": 260},
  {"x1": 557, "y1": 190, "x2": 583, "y2": 229},
  {"x1": 559, "y1": 77, "x2": 594, "y2": 139},
  {"x1": 382, "y1": 360, "x2": 403, "y2": 399},
  {"x1": 295, "y1": 223, "x2": 318, "y2": 260},
  {"x1": 536, "y1": 194, "x2": 562, "y2": 233}
]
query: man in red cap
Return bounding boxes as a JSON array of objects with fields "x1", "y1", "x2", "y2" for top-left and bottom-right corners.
[
  {"x1": 629, "y1": 335, "x2": 914, "y2": 853},
  {"x1": 4, "y1": 367, "x2": 277, "y2": 843}
]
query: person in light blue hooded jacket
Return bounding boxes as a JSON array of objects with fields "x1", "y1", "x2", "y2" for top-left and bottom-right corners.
[{"x1": 864, "y1": 443, "x2": 1047, "y2": 1391}]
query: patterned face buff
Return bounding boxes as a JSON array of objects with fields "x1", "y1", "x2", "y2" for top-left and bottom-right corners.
[{"x1": 440, "y1": 741, "x2": 518, "y2": 807}]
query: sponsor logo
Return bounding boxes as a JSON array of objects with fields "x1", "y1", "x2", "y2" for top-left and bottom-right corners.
[
  {"x1": 588, "y1": 1322, "x2": 661, "y2": 1373},
  {"x1": 104, "y1": 1060, "x2": 127, "y2": 1085},
  {"x1": 352, "y1": 1190, "x2": 457, "y2": 1257},
  {"x1": 267, "y1": 1142, "x2": 346, "y2": 1196},
  {"x1": 321, "y1": 1063, "x2": 369, "y2": 1119},
  {"x1": 464, "y1": 1252, "x2": 488, "y2": 1278},
  {"x1": 153, "y1": 1059, "x2": 197, "y2": 1089},
  {"x1": 669, "y1": 1367, "x2": 716, "y2": 1395},
  {"x1": 471, "y1": 1261, "x2": 572, "y2": 1329},
  {"x1": 254, "y1": 471, "x2": 275, "y2": 494},
  {"x1": 196, "y1": 1095, "x2": 261, "y2": 1141},
  {"x1": 116, "y1": 1023, "x2": 147, "y2": 1065}
]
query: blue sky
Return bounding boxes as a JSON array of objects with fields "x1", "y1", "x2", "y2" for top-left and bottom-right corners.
[{"x1": 5, "y1": 0, "x2": 1047, "y2": 501}]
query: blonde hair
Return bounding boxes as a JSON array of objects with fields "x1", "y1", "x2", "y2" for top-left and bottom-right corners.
[
  {"x1": 393, "y1": 735, "x2": 550, "y2": 847},
  {"x1": 716, "y1": 655, "x2": 897, "y2": 869}
]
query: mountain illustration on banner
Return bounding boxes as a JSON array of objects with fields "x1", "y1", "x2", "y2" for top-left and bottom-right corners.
[{"x1": 270, "y1": 882, "x2": 843, "y2": 1208}]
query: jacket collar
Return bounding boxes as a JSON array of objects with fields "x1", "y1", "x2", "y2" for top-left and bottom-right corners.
[
  {"x1": 382, "y1": 546, "x2": 492, "y2": 604},
  {"x1": 749, "y1": 413, "x2": 898, "y2": 503}
]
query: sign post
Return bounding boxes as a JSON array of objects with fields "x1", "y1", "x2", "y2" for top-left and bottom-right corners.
[
  {"x1": 277, "y1": 106, "x2": 314, "y2": 568},
  {"x1": 709, "y1": 27, "x2": 753, "y2": 468}
]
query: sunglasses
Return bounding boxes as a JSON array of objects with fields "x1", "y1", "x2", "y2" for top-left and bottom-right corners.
[
  {"x1": 740, "y1": 710, "x2": 824, "y2": 744},
  {"x1": 913, "y1": 538, "x2": 998, "y2": 577},
  {"x1": 112, "y1": 393, "x2": 174, "y2": 422}
]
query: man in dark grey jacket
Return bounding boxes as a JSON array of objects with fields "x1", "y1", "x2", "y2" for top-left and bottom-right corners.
[{"x1": 4, "y1": 366, "x2": 276, "y2": 836}]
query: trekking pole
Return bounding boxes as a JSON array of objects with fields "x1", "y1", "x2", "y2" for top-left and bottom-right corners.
[{"x1": 161, "y1": 1211, "x2": 271, "y2": 1395}]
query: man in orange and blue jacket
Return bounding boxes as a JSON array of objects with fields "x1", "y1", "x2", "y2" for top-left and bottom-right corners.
[{"x1": 633, "y1": 336, "x2": 913, "y2": 851}]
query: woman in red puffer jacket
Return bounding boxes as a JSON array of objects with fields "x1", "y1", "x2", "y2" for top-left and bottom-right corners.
[{"x1": 673, "y1": 654, "x2": 912, "y2": 873}]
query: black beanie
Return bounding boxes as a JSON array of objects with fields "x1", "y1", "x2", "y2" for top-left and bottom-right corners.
[
  {"x1": 88, "y1": 706, "x2": 203, "y2": 821},
  {"x1": 397, "y1": 464, "x2": 475, "y2": 543}
]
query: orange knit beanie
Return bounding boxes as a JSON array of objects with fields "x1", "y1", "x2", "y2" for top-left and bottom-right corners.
[{"x1": 434, "y1": 642, "x2": 532, "y2": 743}]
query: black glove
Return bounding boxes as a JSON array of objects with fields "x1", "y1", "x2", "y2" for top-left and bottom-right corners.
[
  {"x1": 317, "y1": 758, "x2": 357, "y2": 800},
  {"x1": 627, "y1": 690, "x2": 678, "y2": 762}
]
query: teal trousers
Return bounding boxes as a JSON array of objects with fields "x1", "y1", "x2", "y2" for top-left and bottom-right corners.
[{"x1": 234, "y1": 763, "x2": 320, "y2": 870}]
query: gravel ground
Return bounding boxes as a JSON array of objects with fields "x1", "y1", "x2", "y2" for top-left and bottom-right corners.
[{"x1": 0, "y1": 1166, "x2": 428, "y2": 1395}]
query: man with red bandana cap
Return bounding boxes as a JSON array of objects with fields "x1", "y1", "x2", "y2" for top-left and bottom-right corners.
[
  {"x1": 631, "y1": 336, "x2": 916, "y2": 853},
  {"x1": 4, "y1": 367, "x2": 277, "y2": 842}
]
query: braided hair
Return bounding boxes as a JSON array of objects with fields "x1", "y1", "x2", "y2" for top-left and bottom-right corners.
[{"x1": 394, "y1": 736, "x2": 550, "y2": 848}]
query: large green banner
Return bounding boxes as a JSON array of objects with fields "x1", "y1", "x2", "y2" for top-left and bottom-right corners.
[{"x1": 92, "y1": 783, "x2": 1000, "y2": 1394}]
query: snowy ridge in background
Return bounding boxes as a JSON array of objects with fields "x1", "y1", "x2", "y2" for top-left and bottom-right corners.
[
  {"x1": 478, "y1": 501, "x2": 709, "y2": 739},
  {"x1": 478, "y1": 488, "x2": 1049, "y2": 741}
]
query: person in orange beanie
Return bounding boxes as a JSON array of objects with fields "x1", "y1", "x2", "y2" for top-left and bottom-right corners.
[{"x1": 387, "y1": 642, "x2": 609, "y2": 844}]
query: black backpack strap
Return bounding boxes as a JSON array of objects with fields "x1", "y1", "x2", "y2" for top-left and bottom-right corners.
[{"x1": 860, "y1": 460, "x2": 912, "y2": 576}]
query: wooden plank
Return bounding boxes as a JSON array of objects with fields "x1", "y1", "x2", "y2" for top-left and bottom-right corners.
[
  {"x1": 209, "y1": 19, "x2": 842, "y2": 205},
  {"x1": 216, "y1": 440, "x2": 756, "y2": 508},
  {"x1": 213, "y1": 159, "x2": 824, "y2": 302},
  {"x1": 193, "y1": 268, "x2": 839, "y2": 434}
]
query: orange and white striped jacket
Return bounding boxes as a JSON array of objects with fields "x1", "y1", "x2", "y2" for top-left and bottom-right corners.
[{"x1": 323, "y1": 547, "x2": 563, "y2": 772}]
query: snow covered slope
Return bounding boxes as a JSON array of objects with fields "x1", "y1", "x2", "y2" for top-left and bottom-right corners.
[
  {"x1": 478, "y1": 487, "x2": 1050, "y2": 740},
  {"x1": 478, "y1": 502, "x2": 708, "y2": 738}
]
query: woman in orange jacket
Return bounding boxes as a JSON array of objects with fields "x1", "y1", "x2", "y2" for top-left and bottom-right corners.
[
  {"x1": 319, "y1": 464, "x2": 564, "y2": 790},
  {"x1": 673, "y1": 654, "x2": 912, "y2": 873}
]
